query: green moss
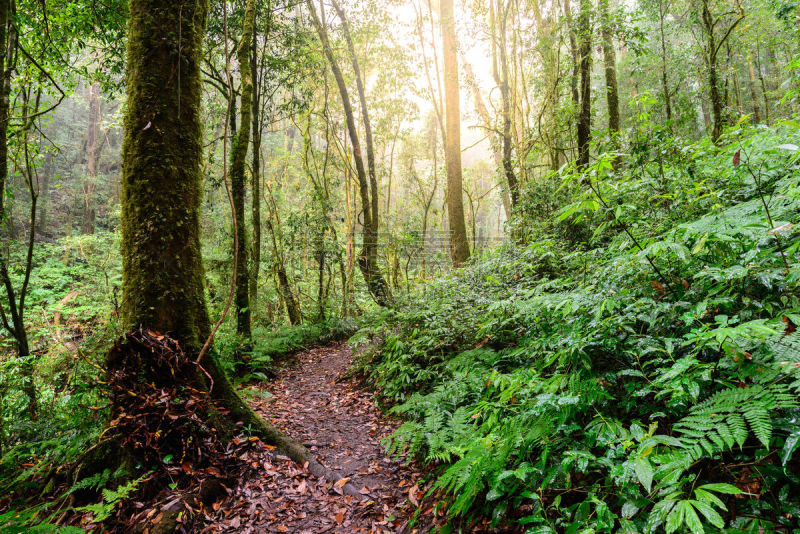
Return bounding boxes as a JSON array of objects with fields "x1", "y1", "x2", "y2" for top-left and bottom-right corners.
[{"x1": 120, "y1": 0, "x2": 210, "y2": 351}]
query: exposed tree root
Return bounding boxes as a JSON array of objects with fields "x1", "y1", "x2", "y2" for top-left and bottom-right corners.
[{"x1": 59, "y1": 330, "x2": 361, "y2": 531}]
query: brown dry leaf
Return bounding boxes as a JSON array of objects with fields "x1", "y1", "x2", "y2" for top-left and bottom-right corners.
[
  {"x1": 408, "y1": 486, "x2": 420, "y2": 507},
  {"x1": 650, "y1": 280, "x2": 666, "y2": 295}
]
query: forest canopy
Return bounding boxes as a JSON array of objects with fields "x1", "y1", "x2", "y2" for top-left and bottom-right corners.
[{"x1": 0, "y1": 0, "x2": 799, "y2": 532}]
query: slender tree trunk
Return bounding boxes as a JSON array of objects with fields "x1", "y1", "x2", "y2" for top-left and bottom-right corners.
[
  {"x1": 755, "y1": 46, "x2": 770, "y2": 124},
  {"x1": 249, "y1": 8, "x2": 263, "y2": 314},
  {"x1": 599, "y1": 0, "x2": 620, "y2": 145},
  {"x1": 307, "y1": 0, "x2": 391, "y2": 305},
  {"x1": 230, "y1": 0, "x2": 255, "y2": 340},
  {"x1": 82, "y1": 82, "x2": 100, "y2": 235},
  {"x1": 700, "y1": 0, "x2": 743, "y2": 141},
  {"x1": 658, "y1": 0, "x2": 673, "y2": 126},
  {"x1": 441, "y1": 0, "x2": 470, "y2": 266},
  {"x1": 0, "y1": 0, "x2": 36, "y2": 420},
  {"x1": 37, "y1": 152, "x2": 53, "y2": 235},
  {"x1": 563, "y1": 0, "x2": 580, "y2": 108},
  {"x1": 266, "y1": 216, "x2": 302, "y2": 325},
  {"x1": 747, "y1": 56, "x2": 762, "y2": 123},
  {"x1": 462, "y1": 58, "x2": 511, "y2": 218},
  {"x1": 576, "y1": 0, "x2": 592, "y2": 169},
  {"x1": 332, "y1": 0, "x2": 392, "y2": 304},
  {"x1": 491, "y1": 0, "x2": 519, "y2": 208}
]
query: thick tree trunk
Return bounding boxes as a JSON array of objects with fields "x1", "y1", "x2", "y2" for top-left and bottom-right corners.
[
  {"x1": 120, "y1": 0, "x2": 295, "y2": 455},
  {"x1": 121, "y1": 0, "x2": 212, "y2": 348},
  {"x1": 230, "y1": 0, "x2": 255, "y2": 340},
  {"x1": 441, "y1": 0, "x2": 470, "y2": 267},
  {"x1": 576, "y1": 0, "x2": 592, "y2": 169}
]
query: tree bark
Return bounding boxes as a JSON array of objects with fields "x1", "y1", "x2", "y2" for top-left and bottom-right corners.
[
  {"x1": 82, "y1": 82, "x2": 100, "y2": 235},
  {"x1": 599, "y1": 0, "x2": 619, "y2": 140},
  {"x1": 307, "y1": 0, "x2": 391, "y2": 305},
  {"x1": 700, "y1": 0, "x2": 743, "y2": 142},
  {"x1": 441, "y1": 0, "x2": 470, "y2": 266},
  {"x1": 119, "y1": 0, "x2": 319, "y2": 465},
  {"x1": 576, "y1": 0, "x2": 592, "y2": 169},
  {"x1": 747, "y1": 56, "x2": 762, "y2": 124},
  {"x1": 0, "y1": 0, "x2": 36, "y2": 420},
  {"x1": 230, "y1": 0, "x2": 255, "y2": 340},
  {"x1": 490, "y1": 0, "x2": 519, "y2": 209},
  {"x1": 331, "y1": 0, "x2": 392, "y2": 305},
  {"x1": 250, "y1": 5, "x2": 264, "y2": 314}
]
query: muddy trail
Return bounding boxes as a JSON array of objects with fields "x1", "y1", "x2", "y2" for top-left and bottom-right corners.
[{"x1": 207, "y1": 343, "x2": 434, "y2": 533}]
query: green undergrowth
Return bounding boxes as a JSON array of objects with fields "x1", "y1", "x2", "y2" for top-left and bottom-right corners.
[
  {"x1": 355, "y1": 120, "x2": 800, "y2": 533},
  {"x1": 219, "y1": 318, "x2": 359, "y2": 381}
]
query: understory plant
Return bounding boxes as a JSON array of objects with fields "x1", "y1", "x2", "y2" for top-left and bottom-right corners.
[{"x1": 360, "y1": 120, "x2": 800, "y2": 533}]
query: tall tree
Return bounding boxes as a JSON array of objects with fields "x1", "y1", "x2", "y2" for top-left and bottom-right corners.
[
  {"x1": 230, "y1": 0, "x2": 256, "y2": 340},
  {"x1": 0, "y1": 0, "x2": 37, "y2": 420},
  {"x1": 698, "y1": 0, "x2": 744, "y2": 141},
  {"x1": 490, "y1": 0, "x2": 519, "y2": 208},
  {"x1": 576, "y1": 0, "x2": 593, "y2": 169},
  {"x1": 599, "y1": 0, "x2": 620, "y2": 149},
  {"x1": 306, "y1": 0, "x2": 392, "y2": 305},
  {"x1": 82, "y1": 82, "x2": 101, "y2": 234},
  {"x1": 250, "y1": 0, "x2": 267, "y2": 313},
  {"x1": 441, "y1": 0, "x2": 470, "y2": 266},
  {"x1": 119, "y1": 0, "x2": 297, "y2": 454}
]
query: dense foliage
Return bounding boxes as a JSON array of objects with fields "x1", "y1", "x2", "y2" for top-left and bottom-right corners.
[
  {"x1": 0, "y1": 0, "x2": 798, "y2": 530},
  {"x1": 356, "y1": 120, "x2": 800, "y2": 532}
]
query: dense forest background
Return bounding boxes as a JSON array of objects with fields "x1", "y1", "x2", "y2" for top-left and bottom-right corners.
[{"x1": 0, "y1": 0, "x2": 799, "y2": 531}]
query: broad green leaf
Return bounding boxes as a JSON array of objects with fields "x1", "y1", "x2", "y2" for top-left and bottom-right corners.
[{"x1": 633, "y1": 457, "x2": 653, "y2": 492}]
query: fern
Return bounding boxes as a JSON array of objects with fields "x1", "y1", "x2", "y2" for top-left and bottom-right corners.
[{"x1": 673, "y1": 384, "x2": 797, "y2": 460}]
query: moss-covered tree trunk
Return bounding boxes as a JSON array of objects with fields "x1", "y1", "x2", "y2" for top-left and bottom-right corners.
[
  {"x1": 230, "y1": 0, "x2": 255, "y2": 340},
  {"x1": 599, "y1": 0, "x2": 619, "y2": 151},
  {"x1": 250, "y1": 11, "x2": 263, "y2": 314},
  {"x1": 119, "y1": 0, "x2": 303, "y2": 458},
  {"x1": 120, "y1": 0, "x2": 212, "y2": 346}
]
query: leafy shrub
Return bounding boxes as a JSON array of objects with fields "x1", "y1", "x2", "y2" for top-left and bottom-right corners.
[{"x1": 361, "y1": 121, "x2": 800, "y2": 532}]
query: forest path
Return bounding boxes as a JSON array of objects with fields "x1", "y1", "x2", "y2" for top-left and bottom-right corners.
[{"x1": 209, "y1": 343, "x2": 427, "y2": 533}]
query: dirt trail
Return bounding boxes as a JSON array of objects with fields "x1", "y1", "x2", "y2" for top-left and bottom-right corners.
[{"x1": 208, "y1": 343, "x2": 428, "y2": 533}]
